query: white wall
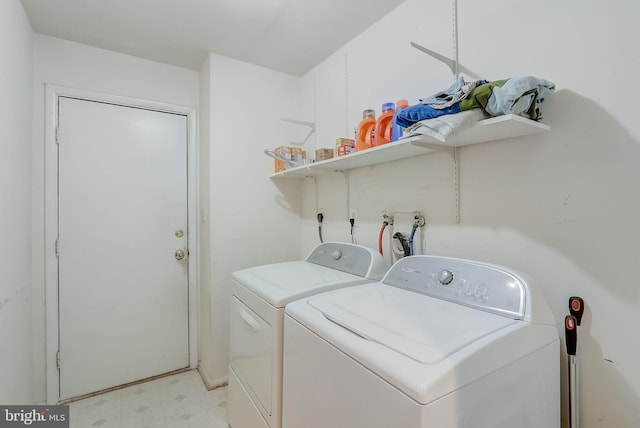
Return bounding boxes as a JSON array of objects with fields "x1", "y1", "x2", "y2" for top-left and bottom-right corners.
[
  {"x1": 298, "y1": 0, "x2": 640, "y2": 427},
  {"x1": 198, "y1": 53, "x2": 303, "y2": 385},
  {"x1": 198, "y1": 53, "x2": 214, "y2": 386},
  {"x1": 0, "y1": 0, "x2": 34, "y2": 404},
  {"x1": 31, "y1": 35, "x2": 199, "y2": 402}
]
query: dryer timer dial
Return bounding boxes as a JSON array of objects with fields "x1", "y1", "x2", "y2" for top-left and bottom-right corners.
[{"x1": 437, "y1": 269, "x2": 454, "y2": 285}]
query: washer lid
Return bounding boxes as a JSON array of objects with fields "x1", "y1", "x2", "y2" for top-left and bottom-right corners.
[
  {"x1": 308, "y1": 283, "x2": 516, "y2": 364},
  {"x1": 232, "y1": 261, "x2": 369, "y2": 308}
]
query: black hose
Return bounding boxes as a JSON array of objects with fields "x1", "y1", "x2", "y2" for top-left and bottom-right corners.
[
  {"x1": 393, "y1": 232, "x2": 410, "y2": 257},
  {"x1": 350, "y1": 218, "x2": 355, "y2": 243},
  {"x1": 317, "y1": 213, "x2": 324, "y2": 243}
]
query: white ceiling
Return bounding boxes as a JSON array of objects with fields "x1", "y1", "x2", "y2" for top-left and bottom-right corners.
[{"x1": 20, "y1": 0, "x2": 406, "y2": 76}]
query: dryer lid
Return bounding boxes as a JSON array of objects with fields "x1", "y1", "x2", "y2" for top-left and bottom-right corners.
[
  {"x1": 232, "y1": 261, "x2": 369, "y2": 308},
  {"x1": 308, "y1": 283, "x2": 516, "y2": 364}
]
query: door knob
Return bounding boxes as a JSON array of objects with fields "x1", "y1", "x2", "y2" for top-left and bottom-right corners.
[{"x1": 175, "y1": 249, "x2": 185, "y2": 261}]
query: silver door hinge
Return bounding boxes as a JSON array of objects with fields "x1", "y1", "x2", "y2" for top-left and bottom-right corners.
[
  {"x1": 56, "y1": 350, "x2": 60, "y2": 369},
  {"x1": 55, "y1": 239, "x2": 59, "y2": 257},
  {"x1": 55, "y1": 128, "x2": 60, "y2": 145}
]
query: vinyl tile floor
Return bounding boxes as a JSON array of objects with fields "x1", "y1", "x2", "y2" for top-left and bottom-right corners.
[{"x1": 68, "y1": 370, "x2": 229, "y2": 428}]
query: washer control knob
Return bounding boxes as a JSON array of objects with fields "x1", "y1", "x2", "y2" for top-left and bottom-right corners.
[
  {"x1": 331, "y1": 250, "x2": 343, "y2": 260},
  {"x1": 437, "y1": 269, "x2": 454, "y2": 285}
]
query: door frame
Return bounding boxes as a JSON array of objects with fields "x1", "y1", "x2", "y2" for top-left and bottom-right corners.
[{"x1": 44, "y1": 84, "x2": 199, "y2": 404}]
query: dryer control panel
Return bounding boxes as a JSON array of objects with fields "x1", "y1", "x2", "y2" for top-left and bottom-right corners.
[
  {"x1": 306, "y1": 242, "x2": 385, "y2": 280},
  {"x1": 383, "y1": 256, "x2": 526, "y2": 319}
]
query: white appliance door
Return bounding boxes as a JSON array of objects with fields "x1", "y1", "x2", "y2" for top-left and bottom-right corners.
[
  {"x1": 230, "y1": 296, "x2": 273, "y2": 415},
  {"x1": 57, "y1": 97, "x2": 189, "y2": 400}
]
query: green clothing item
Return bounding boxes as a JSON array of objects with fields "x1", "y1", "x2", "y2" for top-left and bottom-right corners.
[{"x1": 459, "y1": 80, "x2": 508, "y2": 113}]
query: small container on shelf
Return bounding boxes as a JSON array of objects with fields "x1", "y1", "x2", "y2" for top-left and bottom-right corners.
[
  {"x1": 336, "y1": 137, "x2": 355, "y2": 156},
  {"x1": 315, "y1": 148, "x2": 334, "y2": 161},
  {"x1": 273, "y1": 146, "x2": 306, "y2": 173}
]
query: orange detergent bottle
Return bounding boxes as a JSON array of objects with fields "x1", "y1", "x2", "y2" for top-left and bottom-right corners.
[
  {"x1": 374, "y1": 102, "x2": 395, "y2": 146},
  {"x1": 355, "y1": 109, "x2": 376, "y2": 151}
]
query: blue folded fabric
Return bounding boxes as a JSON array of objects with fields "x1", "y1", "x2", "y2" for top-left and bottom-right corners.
[{"x1": 395, "y1": 103, "x2": 461, "y2": 128}]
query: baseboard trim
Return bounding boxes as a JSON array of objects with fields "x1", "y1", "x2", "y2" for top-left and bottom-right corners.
[{"x1": 197, "y1": 365, "x2": 228, "y2": 391}]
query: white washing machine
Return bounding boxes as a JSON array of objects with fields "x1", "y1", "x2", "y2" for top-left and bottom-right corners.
[
  {"x1": 282, "y1": 255, "x2": 560, "y2": 428},
  {"x1": 228, "y1": 242, "x2": 387, "y2": 428}
]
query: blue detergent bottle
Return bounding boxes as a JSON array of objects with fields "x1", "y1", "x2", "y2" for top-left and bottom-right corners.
[{"x1": 391, "y1": 99, "x2": 409, "y2": 142}]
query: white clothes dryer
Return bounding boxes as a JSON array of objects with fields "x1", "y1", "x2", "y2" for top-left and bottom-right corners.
[
  {"x1": 228, "y1": 242, "x2": 386, "y2": 428},
  {"x1": 282, "y1": 255, "x2": 560, "y2": 428}
]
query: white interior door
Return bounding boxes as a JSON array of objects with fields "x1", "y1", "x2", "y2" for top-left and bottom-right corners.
[{"x1": 57, "y1": 97, "x2": 189, "y2": 400}]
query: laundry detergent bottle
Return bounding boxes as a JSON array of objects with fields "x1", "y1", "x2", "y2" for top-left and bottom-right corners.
[
  {"x1": 391, "y1": 99, "x2": 409, "y2": 142},
  {"x1": 355, "y1": 109, "x2": 376, "y2": 151},
  {"x1": 374, "y1": 102, "x2": 395, "y2": 146}
]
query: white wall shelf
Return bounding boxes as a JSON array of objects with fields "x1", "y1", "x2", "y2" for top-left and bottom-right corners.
[{"x1": 269, "y1": 114, "x2": 549, "y2": 179}]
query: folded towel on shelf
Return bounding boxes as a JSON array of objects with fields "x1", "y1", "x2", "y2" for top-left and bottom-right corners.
[{"x1": 401, "y1": 109, "x2": 488, "y2": 142}]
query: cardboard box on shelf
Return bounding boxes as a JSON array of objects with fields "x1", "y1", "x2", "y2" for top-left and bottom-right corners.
[{"x1": 315, "y1": 148, "x2": 334, "y2": 161}]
